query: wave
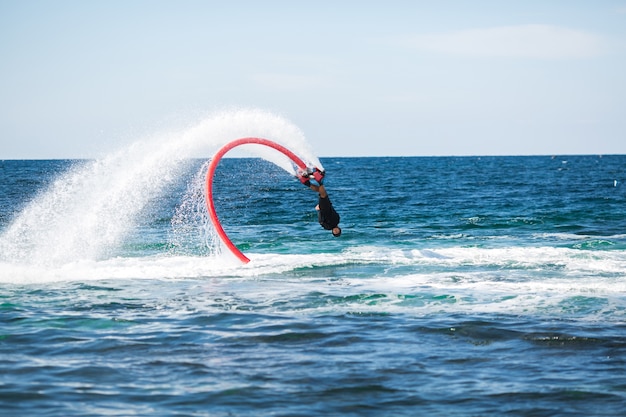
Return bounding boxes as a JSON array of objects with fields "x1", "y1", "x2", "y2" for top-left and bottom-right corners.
[
  {"x1": 3, "y1": 244, "x2": 624, "y2": 283},
  {"x1": 3, "y1": 244, "x2": 624, "y2": 322}
]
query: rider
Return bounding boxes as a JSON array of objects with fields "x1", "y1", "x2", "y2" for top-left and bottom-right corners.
[{"x1": 299, "y1": 167, "x2": 342, "y2": 237}]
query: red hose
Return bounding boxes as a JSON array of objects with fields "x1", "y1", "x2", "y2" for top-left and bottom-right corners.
[{"x1": 205, "y1": 137, "x2": 308, "y2": 263}]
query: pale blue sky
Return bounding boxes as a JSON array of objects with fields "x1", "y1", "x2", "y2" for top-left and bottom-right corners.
[{"x1": 1, "y1": 0, "x2": 625, "y2": 158}]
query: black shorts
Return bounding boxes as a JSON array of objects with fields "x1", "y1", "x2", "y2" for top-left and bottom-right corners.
[{"x1": 318, "y1": 195, "x2": 340, "y2": 230}]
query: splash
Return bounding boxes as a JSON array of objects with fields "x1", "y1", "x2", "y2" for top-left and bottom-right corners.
[
  {"x1": 169, "y1": 160, "x2": 218, "y2": 257},
  {"x1": 0, "y1": 108, "x2": 321, "y2": 267}
]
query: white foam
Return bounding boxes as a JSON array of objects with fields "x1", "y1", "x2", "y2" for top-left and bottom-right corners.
[
  {"x1": 2, "y1": 245, "x2": 625, "y2": 321},
  {"x1": 344, "y1": 245, "x2": 626, "y2": 275},
  {"x1": 0, "y1": 252, "x2": 325, "y2": 284},
  {"x1": 2, "y1": 244, "x2": 625, "y2": 287}
]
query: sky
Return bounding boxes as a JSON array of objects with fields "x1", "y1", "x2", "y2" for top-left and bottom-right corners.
[{"x1": 1, "y1": 0, "x2": 625, "y2": 158}]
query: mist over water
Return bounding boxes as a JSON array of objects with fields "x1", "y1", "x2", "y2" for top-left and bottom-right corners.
[{"x1": 0, "y1": 108, "x2": 320, "y2": 270}]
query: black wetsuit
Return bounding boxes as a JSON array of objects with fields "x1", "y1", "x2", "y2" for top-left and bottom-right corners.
[{"x1": 318, "y1": 195, "x2": 340, "y2": 230}]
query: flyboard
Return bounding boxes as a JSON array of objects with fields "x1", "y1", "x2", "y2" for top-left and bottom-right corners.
[{"x1": 205, "y1": 137, "x2": 311, "y2": 264}]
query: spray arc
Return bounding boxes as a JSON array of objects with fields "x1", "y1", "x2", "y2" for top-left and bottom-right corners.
[{"x1": 205, "y1": 137, "x2": 308, "y2": 263}]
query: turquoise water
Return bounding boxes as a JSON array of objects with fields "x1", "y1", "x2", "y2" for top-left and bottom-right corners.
[{"x1": 1, "y1": 117, "x2": 626, "y2": 415}]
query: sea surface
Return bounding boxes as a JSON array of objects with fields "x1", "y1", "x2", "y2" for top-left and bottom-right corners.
[{"x1": 1, "y1": 129, "x2": 626, "y2": 415}]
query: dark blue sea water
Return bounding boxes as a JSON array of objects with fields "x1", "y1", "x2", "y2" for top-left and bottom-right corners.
[{"x1": 1, "y1": 118, "x2": 626, "y2": 416}]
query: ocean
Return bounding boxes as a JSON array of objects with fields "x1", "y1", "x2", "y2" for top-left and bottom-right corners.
[{"x1": 1, "y1": 112, "x2": 626, "y2": 416}]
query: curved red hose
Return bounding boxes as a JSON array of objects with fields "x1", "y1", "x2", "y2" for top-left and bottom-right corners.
[{"x1": 205, "y1": 137, "x2": 308, "y2": 263}]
